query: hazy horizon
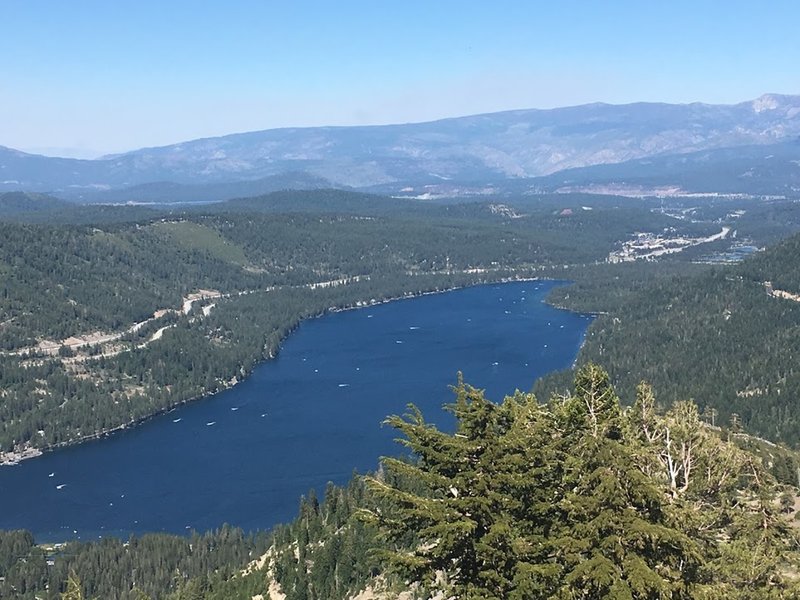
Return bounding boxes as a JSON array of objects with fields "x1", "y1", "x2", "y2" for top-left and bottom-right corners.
[
  {"x1": 9, "y1": 91, "x2": 795, "y2": 160},
  {"x1": 4, "y1": 1, "x2": 799, "y2": 156}
]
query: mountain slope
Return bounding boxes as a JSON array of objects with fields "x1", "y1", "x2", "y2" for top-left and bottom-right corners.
[
  {"x1": 0, "y1": 191, "x2": 73, "y2": 216},
  {"x1": 2, "y1": 94, "x2": 800, "y2": 196},
  {"x1": 532, "y1": 138, "x2": 800, "y2": 196},
  {"x1": 539, "y1": 229, "x2": 800, "y2": 443}
]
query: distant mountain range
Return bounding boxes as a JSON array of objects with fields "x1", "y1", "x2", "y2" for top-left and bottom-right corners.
[
  {"x1": 2, "y1": 93, "x2": 800, "y2": 202},
  {"x1": 526, "y1": 138, "x2": 800, "y2": 197}
]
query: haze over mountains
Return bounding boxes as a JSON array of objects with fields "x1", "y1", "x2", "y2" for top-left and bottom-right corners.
[{"x1": 2, "y1": 93, "x2": 799, "y2": 202}]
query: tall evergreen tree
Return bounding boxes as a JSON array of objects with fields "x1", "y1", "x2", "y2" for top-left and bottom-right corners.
[{"x1": 362, "y1": 364, "x2": 800, "y2": 599}]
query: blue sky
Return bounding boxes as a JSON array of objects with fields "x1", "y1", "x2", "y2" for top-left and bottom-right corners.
[{"x1": 2, "y1": 1, "x2": 798, "y2": 156}]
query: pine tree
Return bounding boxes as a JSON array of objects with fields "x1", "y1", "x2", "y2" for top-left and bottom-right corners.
[
  {"x1": 362, "y1": 365, "x2": 711, "y2": 599},
  {"x1": 550, "y1": 365, "x2": 702, "y2": 598},
  {"x1": 361, "y1": 375, "x2": 522, "y2": 598}
]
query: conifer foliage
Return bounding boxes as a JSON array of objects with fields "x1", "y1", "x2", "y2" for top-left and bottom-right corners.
[{"x1": 361, "y1": 364, "x2": 800, "y2": 599}]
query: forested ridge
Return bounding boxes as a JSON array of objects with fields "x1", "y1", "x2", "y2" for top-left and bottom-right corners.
[
  {"x1": 540, "y1": 229, "x2": 800, "y2": 444},
  {"x1": 3, "y1": 366, "x2": 800, "y2": 598}
]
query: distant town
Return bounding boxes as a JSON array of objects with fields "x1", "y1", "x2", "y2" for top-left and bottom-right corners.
[{"x1": 608, "y1": 226, "x2": 731, "y2": 262}]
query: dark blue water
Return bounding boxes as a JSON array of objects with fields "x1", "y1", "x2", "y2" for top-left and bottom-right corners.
[{"x1": 0, "y1": 281, "x2": 592, "y2": 541}]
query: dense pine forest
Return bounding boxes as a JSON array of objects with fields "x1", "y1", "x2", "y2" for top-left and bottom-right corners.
[
  {"x1": 540, "y1": 228, "x2": 800, "y2": 444},
  {"x1": 0, "y1": 189, "x2": 719, "y2": 457}
]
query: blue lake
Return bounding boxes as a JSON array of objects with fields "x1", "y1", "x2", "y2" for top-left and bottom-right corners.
[{"x1": 0, "y1": 281, "x2": 592, "y2": 541}]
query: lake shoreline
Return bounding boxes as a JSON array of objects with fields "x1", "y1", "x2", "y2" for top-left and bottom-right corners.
[
  {"x1": 0, "y1": 273, "x2": 574, "y2": 468},
  {"x1": 0, "y1": 278, "x2": 592, "y2": 540}
]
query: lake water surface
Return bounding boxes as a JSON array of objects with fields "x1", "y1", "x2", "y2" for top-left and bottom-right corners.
[{"x1": 0, "y1": 281, "x2": 592, "y2": 540}]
